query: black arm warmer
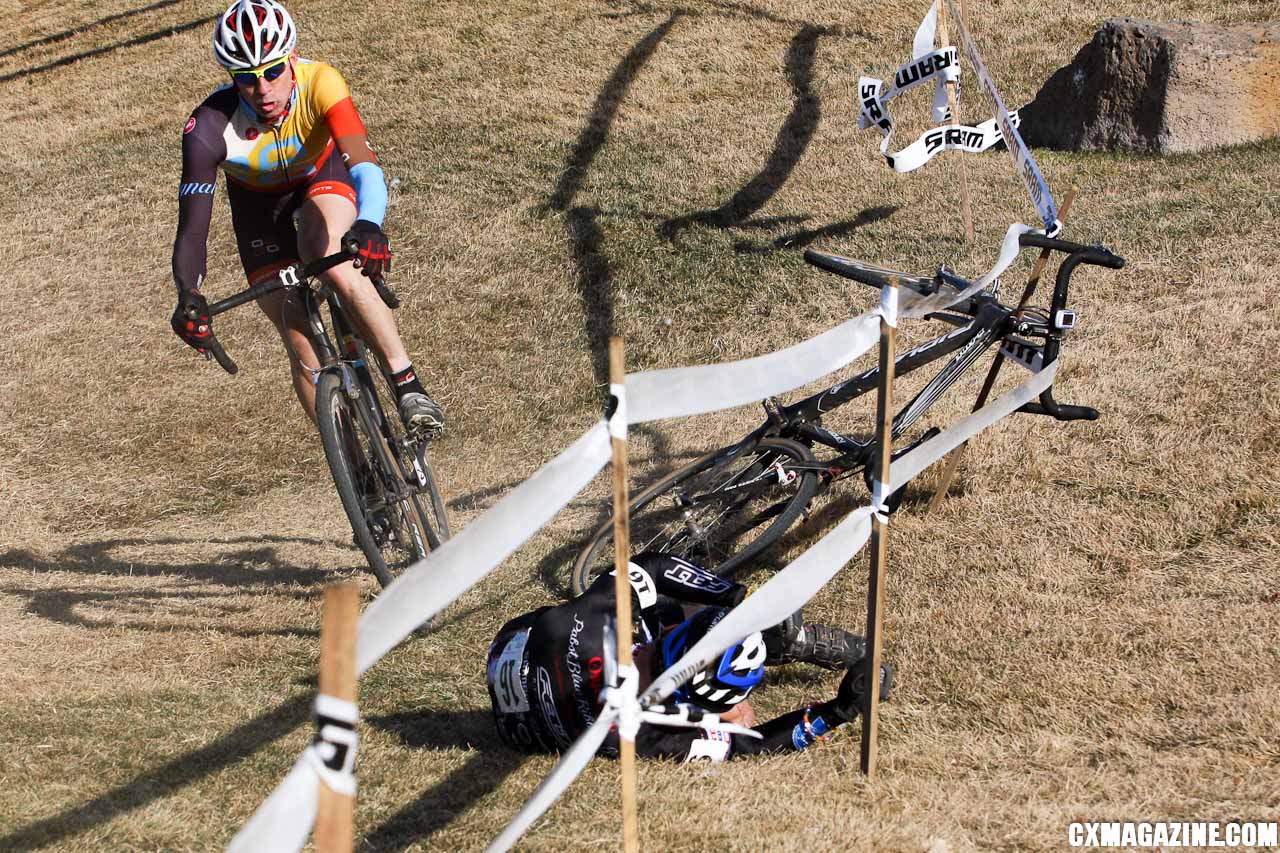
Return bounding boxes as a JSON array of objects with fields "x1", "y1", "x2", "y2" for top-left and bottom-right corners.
[{"x1": 172, "y1": 111, "x2": 225, "y2": 292}]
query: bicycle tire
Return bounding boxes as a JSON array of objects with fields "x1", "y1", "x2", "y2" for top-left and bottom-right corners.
[
  {"x1": 316, "y1": 371, "x2": 433, "y2": 587},
  {"x1": 363, "y1": 351, "x2": 449, "y2": 547},
  {"x1": 569, "y1": 436, "x2": 820, "y2": 595},
  {"x1": 414, "y1": 442, "x2": 450, "y2": 542}
]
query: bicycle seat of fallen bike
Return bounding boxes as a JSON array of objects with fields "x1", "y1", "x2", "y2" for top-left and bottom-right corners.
[{"x1": 801, "y1": 249, "x2": 964, "y2": 295}]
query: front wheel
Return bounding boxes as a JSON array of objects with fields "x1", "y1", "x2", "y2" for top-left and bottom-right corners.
[
  {"x1": 569, "y1": 436, "x2": 820, "y2": 595},
  {"x1": 316, "y1": 371, "x2": 434, "y2": 587}
]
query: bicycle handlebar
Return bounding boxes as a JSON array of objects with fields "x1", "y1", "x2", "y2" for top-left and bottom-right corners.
[
  {"x1": 197, "y1": 250, "x2": 356, "y2": 375},
  {"x1": 1018, "y1": 233, "x2": 1125, "y2": 270}
]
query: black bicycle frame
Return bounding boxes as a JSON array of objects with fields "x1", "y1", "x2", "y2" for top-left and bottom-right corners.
[
  {"x1": 299, "y1": 287, "x2": 418, "y2": 492},
  {"x1": 756, "y1": 297, "x2": 1016, "y2": 459}
]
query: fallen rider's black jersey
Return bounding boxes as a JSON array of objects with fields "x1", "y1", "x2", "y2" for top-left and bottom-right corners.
[{"x1": 486, "y1": 553, "x2": 850, "y2": 762}]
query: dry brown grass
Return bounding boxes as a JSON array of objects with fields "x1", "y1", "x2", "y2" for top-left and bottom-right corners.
[{"x1": 2, "y1": 0, "x2": 1278, "y2": 849}]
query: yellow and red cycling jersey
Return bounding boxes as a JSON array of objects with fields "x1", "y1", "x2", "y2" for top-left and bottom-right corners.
[
  {"x1": 173, "y1": 58, "x2": 382, "y2": 290},
  {"x1": 190, "y1": 58, "x2": 373, "y2": 191}
]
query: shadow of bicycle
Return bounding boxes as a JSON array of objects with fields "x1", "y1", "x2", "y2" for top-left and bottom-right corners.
[{"x1": 0, "y1": 534, "x2": 364, "y2": 637}]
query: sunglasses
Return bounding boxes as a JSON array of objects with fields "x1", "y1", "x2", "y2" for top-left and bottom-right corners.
[{"x1": 230, "y1": 60, "x2": 288, "y2": 86}]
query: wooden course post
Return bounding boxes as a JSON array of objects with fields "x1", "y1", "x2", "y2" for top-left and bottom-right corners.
[
  {"x1": 860, "y1": 278, "x2": 899, "y2": 777},
  {"x1": 926, "y1": 186, "x2": 1080, "y2": 514},
  {"x1": 315, "y1": 583, "x2": 359, "y2": 853},
  {"x1": 937, "y1": 0, "x2": 974, "y2": 242},
  {"x1": 608, "y1": 337, "x2": 640, "y2": 853}
]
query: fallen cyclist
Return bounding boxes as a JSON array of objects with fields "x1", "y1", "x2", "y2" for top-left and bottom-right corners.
[{"x1": 486, "y1": 552, "x2": 892, "y2": 761}]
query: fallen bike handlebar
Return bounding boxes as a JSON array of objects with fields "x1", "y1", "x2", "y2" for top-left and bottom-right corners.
[
  {"x1": 1013, "y1": 233, "x2": 1125, "y2": 422},
  {"x1": 1018, "y1": 233, "x2": 1125, "y2": 270}
]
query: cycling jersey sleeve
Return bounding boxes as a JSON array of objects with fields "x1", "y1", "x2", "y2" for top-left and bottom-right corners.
[
  {"x1": 172, "y1": 107, "x2": 228, "y2": 293},
  {"x1": 315, "y1": 63, "x2": 387, "y2": 225},
  {"x1": 629, "y1": 552, "x2": 746, "y2": 608}
]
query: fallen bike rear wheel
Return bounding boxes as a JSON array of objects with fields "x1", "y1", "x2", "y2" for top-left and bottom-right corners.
[
  {"x1": 570, "y1": 436, "x2": 820, "y2": 595},
  {"x1": 317, "y1": 371, "x2": 437, "y2": 587}
]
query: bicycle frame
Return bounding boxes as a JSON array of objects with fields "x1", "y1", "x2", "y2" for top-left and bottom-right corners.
[
  {"x1": 744, "y1": 296, "x2": 1019, "y2": 472},
  {"x1": 298, "y1": 285, "x2": 429, "y2": 503}
]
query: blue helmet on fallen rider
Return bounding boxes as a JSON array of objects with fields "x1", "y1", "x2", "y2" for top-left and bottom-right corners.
[{"x1": 660, "y1": 607, "x2": 766, "y2": 713}]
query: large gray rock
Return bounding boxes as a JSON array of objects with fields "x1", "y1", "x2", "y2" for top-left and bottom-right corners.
[{"x1": 1019, "y1": 18, "x2": 1280, "y2": 153}]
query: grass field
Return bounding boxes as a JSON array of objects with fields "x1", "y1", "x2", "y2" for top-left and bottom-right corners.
[{"x1": 2, "y1": 0, "x2": 1278, "y2": 849}]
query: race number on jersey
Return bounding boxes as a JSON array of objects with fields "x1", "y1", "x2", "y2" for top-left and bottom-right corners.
[{"x1": 489, "y1": 629, "x2": 531, "y2": 714}]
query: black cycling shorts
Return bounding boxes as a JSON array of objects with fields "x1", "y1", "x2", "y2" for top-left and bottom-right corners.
[{"x1": 225, "y1": 151, "x2": 356, "y2": 284}]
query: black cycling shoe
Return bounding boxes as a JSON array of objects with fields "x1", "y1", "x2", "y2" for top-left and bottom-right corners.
[
  {"x1": 398, "y1": 392, "x2": 445, "y2": 440},
  {"x1": 767, "y1": 621, "x2": 867, "y2": 671}
]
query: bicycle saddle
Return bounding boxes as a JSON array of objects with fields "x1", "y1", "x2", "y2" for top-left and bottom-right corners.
[{"x1": 803, "y1": 249, "x2": 938, "y2": 295}]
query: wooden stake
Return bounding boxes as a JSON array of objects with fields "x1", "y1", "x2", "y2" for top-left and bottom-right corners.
[
  {"x1": 926, "y1": 186, "x2": 1080, "y2": 514},
  {"x1": 937, "y1": 0, "x2": 974, "y2": 243},
  {"x1": 608, "y1": 337, "x2": 640, "y2": 853},
  {"x1": 860, "y1": 279, "x2": 899, "y2": 778},
  {"x1": 315, "y1": 583, "x2": 359, "y2": 853}
]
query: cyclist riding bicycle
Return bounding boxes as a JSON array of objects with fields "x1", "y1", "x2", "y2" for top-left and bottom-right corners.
[
  {"x1": 486, "y1": 552, "x2": 892, "y2": 761},
  {"x1": 170, "y1": 0, "x2": 443, "y2": 438}
]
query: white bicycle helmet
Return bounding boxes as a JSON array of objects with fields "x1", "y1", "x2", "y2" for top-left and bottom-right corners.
[{"x1": 212, "y1": 0, "x2": 297, "y2": 70}]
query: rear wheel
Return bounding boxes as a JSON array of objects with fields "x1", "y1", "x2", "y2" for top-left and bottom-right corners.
[
  {"x1": 317, "y1": 371, "x2": 434, "y2": 587},
  {"x1": 570, "y1": 436, "x2": 820, "y2": 595}
]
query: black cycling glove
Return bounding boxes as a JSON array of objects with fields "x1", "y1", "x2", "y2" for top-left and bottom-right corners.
[
  {"x1": 342, "y1": 219, "x2": 392, "y2": 279},
  {"x1": 171, "y1": 289, "x2": 213, "y2": 352},
  {"x1": 831, "y1": 660, "x2": 894, "y2": 722}
]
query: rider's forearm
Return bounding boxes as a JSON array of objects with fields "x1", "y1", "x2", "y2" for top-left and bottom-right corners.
[
  {"x1": 173, "y1": 188, "x2": 214, "y2": 293},
  {"x1": 348, "y1": 161, "x2": 387, "y2": 226},
  {"x1": 173, "y1": 126, "x2": 221, "y2": 293},
  {"x1": 629, "y1": 700, "x2": 849, "y2": 762},
  {"x1": 730, "y1": 700, "x2": 849, "y2": 757}
]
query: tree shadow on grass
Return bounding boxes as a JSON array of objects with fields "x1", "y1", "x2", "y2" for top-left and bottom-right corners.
[
  {"x1": 0, "y1": 0, "x2": 187, "y2": 60},
  {"x1": 361, "y1": 709, "x2": 530, "y2": 851},
  {"x1": 0, "y1": 584, "x2": 322, "y2": 639},
  {"x1": 545, "y1": 12, "x2": 684, "y2": 385},
  {"x1": 658, "y1": 24, "x2": 829, "y2": 243},
  {"x1": 0, "y1": 534, "x2": 351, "y2": 587},
  {"x1": 0, "y1": 693, "x2": 312, "y2": 852},
  {"x1": 732, "y1": 205, "x2": 900, "y2": 255},
  {"x1": 0, "y1": 14, "x2": 218, "y2": 83}
]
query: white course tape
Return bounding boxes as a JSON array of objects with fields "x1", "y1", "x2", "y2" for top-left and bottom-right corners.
[
  {"x1": 885, "y1": 112, "x2": 1019, "y2": 173},
  {"x1": 870, "y1": 478, "x2": 891, "y2": 522},
  {"x1": 310, "y1": 694, "x2": 358, "y2": 798},
  {"x1": 356, "y1": 421, "x2": 612, "y2": 674},
  {"x1": 608, "y1": 383, "x2": 627, "y2": 440},
  {"x1": 606, "y1": 663, "x2": 642, "y2": 741},
  {"x1": 856, "y1": 5, "x2": 1020, "y2": 174},
  {"x1": 945, "y1": 0, "x2": 1058, "y2": 233},
  {"x1": 627, "y1": 312, "x2": 881, "y2": 424},
  {"x1": 486, "y1": 711, "x2": 617, "y2": 853},
  {"x1": 888, "y1": 359, "x2": 1058, "y2": 493},
  {"x1": 225, "y1": 753, "x2": 318, "y2": 853},
  {"x1": 879, "y1": 282, "x2": 899, "y2": 328},
  {"x1": 901, "y1": 222, "x2": 1036, "y2": 319}
]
